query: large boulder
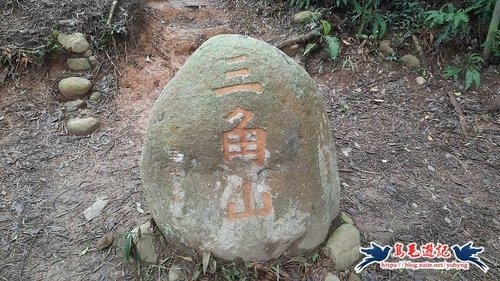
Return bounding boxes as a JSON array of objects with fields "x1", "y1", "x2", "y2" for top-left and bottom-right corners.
[{"x1": 141, "y1": 34, "x2": 340, "y2": 261}]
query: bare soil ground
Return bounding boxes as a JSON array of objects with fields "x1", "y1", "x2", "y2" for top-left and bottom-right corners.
[{"x1": 1, "y1": 0, "x2": 499, "y2": 280}]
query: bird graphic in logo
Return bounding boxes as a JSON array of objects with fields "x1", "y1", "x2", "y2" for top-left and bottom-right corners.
[
  {"x1": 451, "y1": 242, "x2": 489, "y2": 273},
  {"x1": 355, "y1": 242, "x2": 392, "y2": 273}
]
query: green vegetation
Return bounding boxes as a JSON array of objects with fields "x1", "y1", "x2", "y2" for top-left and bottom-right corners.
[
  {"x1": 220, "y1": 264, "x2": 248, "y2": 281},
  {"x1": 444, "y1": 53, "x2": 483, "y2": 89},
  {"x1": 424, "y1": 3, "x2": 471, "y2": 45},
  {"x1": 0, "y1": 30, "x2": 62, "y2": 78},
  {"x1": 288, "y1": 0, "x2": 499, "y2": 90},
  {"x1": 96, "y1": 20, "x2": 129, "y2": 50},
  {"x1": 303, "y1": 20, "x2": 341, "y2": 60},
  {"x1": 117, "y1": 231, "x2": 138, "y2": 262},
  {"x1": 350, "y1": 0, "x2": 387, "y2": 39}
]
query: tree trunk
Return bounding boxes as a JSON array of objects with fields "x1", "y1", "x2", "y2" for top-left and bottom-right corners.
[{"x1": 482, "y1": 0, "x2": 500, "y2": 63}]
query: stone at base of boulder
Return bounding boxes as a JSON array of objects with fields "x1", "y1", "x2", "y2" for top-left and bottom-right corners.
[
  {"x1": 348, "y1": 272, "x2": 361, "y2": 281},
  {"x1": 67, "y1": 117, "x2": 100, "y2": 136},
  {"x1": 168, "y1": 264, "x2": 182, "y2": 281},
  {"x1": 132, "y1": 221, "x2": 159, "y2": 264},
  {"x1": 325, "y1": 273, "x2": 340, "y2": 281},
  {"x1": 324, "y1": 223, "x2": 361, "y2": 270},
  {"x1": 340, "y1": 212, "x2": 354, "y2": 225}
]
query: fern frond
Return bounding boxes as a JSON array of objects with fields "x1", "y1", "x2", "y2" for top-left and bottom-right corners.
[
  {"x1": 465, "y1": 53, "x2": 483, "y2": 65},
  {"x1": 435, "y1": 24, "x2": 452, "y2": 45},
  {"x1": 372, "y1": 14, "x2": 387, "y2": 39},
  {"x1": 451, "y1": 12, "x2": 469, "y2": 31},
  {"x1": 324, "y1": 35, "x2": 340, "y2": 61},
  {"x1": 444, "y1": 65, "x2": 461, "y2": 80},
  {"x1": 425, "y1": 11, "x2": 446, "y2": 27},
  {"x1": 465, "y1": 68, "x2": 480, "y2": 90}
]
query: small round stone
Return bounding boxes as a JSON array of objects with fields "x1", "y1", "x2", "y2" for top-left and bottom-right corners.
[
  {"x1": 401, "y1": 54, "x2": 421, "y2": 69},
  {"x1": 57, "y1": 32, "x2": 91, "y2": 53},
  {"x1": 89, "y1": 92, "x2": 102, "y2": 102},
  {"x1": 415, "y1": 76, "x2": 426, "y2": 85},
  {"x1": 292, "y1": 11, "x2": 318, "y2": 24},
  {"x1": 65, "y1": 99, "x2": 86, "y2": 112},
  {"x1": 67, "y1": 58, "x2": 91, "y2": 71},
  {"x1": 58, "y1": 77, "x2": 93, "y2": 100},
  {"x1": 83, "y1": 49, "x2": 93, "y2": 57},
  {"x1": 88, "y1": 56, "x2": 99, "y2": 66},
  {"x1": 67, "y1": 117, "x2": 100, "y2": 136}
]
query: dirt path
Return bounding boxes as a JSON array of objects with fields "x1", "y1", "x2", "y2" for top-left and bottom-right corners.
[
  {"x1": 0, "y1": 1, "x2": 230, "y2": 280},
  {"x1": 1, "y1": 0, "x2": 499, "y2": 280}
]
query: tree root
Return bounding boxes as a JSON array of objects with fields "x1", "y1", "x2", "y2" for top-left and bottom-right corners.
[
  {"x1": 275, "y1": 27, "x2": 322, "y2": 50},
  {"x1": 411, "y1": 35, "x2": 428, "y2": 68}
]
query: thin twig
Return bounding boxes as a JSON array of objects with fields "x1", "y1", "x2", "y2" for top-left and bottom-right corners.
[
  {"x1": 447, "y1": 92, "x2": 470, "y2": 138},
  {"x1": 20, "y1": 229, "x2": 41, "y2": 281},
  {"x1": 106, "y1": 51, "x2": 122, "y2": 76},
  {"x1": 107, "y1": 0, "x2": 118, "y2": 25},
  {"x1": 338, "y1": 168, "x2": 355, "y2": 173},
  {"x1": 0, "y1": 91, "x2": 27, "y2": 110},
  {"x1": 54, "y1": 202, "x2": 83, "y2": 218},
  {"x1": 350, "y1": 165, "x2": 377, "y2": 174}
]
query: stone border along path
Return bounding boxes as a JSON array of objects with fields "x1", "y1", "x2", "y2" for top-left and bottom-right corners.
[{"x1": 56, "y1": 32, "x2": 102, "y2": 136}]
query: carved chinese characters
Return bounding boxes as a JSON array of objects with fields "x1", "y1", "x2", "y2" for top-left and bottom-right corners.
[
  {"x1": 141, "y1": 34, "x2": 340, "y2": 261},
  {"x1": 222, "y1": 108, "x2": 266, "y2": 166},
  {"x1": 227, "y1": 181, "x2": 273, "y2": 220},
  {"x1": 222, "y1": 107, "x2": 273, "y2": 220},
  {"x1": 213, "y1": 55, "x2": 263, "y2": 96}
]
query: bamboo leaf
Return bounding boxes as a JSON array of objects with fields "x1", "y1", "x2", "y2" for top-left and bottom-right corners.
[
  {"x1": 303, "y1": 43, "x2": 317, "y2": 56},
  {"x1": 202, "y1": 251, "x2": 210, "y2": 275},
  {"x1": 123, "y1": 233, "x2": 133, "y2": 262}
]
